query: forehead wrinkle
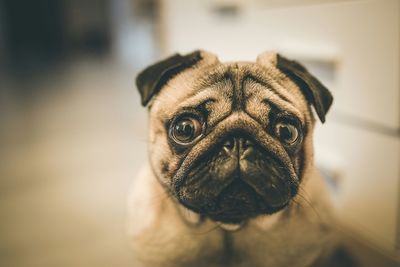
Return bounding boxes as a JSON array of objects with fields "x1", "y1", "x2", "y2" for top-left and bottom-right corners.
[
  {"x1": 242, "y1": 65, "x2": 300, "y2": 105},
  {"x1": 164, "y1": 84, "x2": 232, "y2": 122},
  {"x1": 196, "y1": 65, "x2": 231, "y2": 88},
  {"x1": 244, "y1": 77, "x2": 304, "y2": 122},
  {"x1": 270, "y1": 78, "x2": 304, "y2": 109},
  {"x1": 152, "y1": 63, "x2": 227, "y2": 110},
  {"x1": 260, "y1": 89, "x2": 304, "y2": 122},
  {"x1": 179, "y1": 80, "x2": 231, "y2": 107}
]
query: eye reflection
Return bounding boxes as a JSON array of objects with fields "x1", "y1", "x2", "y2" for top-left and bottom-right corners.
[
  {"x1": 275, "y1": 122, "x2": 299, "y2": 145},
  {"x1": 170, "y1": 116, "x2": 203, "y2": 145}
]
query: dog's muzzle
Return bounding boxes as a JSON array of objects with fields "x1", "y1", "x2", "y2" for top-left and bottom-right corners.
[{"x1": 177, "y1": 134, "x2": 298, "y2": 224}]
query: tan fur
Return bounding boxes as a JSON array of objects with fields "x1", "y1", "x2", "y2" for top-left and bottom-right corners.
[{"x1": 128, "y1": 50, "x2": 337, "y2": 267}]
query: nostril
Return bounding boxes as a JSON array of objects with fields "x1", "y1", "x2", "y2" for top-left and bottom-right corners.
[
  {"x1": 223, "y1": 136, "x2": 253, "y2": 154},
  {"x1": 223, "y1": 137, "x2": 235, "y2": 151},
  {"x1": 242, "y1": 139, "x2": 253, "y2": 150}
]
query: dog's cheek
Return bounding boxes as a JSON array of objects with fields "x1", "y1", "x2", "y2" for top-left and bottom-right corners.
[
  {"x1": 148, "y1": 132, "x2": 175, "y2": 182},
  {"x1": 160, "y1": 159, "x2": 180, "y2": 178},
  {"x1": 292, "y1": 147, "x2": 305, "y2": 178}
]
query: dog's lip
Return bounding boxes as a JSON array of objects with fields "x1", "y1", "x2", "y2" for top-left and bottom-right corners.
[
  {"x1": 205, "y1": 210, "x2": 256, "y2": 224},
  {"x1": 177, "y1": 189, "x2": 291, "y2": 225},
  {"x1": 178, "y1": 205, "x2": 202, "y2": 225}
]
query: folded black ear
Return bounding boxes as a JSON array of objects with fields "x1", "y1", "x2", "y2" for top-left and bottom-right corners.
[
  {"x1": 276, "y1": 54, "x2": 333, "y2": 123},
  {"x1": 136, "y1": 51, "x2": 203, "y2": 106}
]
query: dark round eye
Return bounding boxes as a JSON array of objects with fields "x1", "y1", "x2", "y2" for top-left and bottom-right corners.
[
  {"x1": 275, "y1": 122, "x2": 299, "y2": 145},
  {"x1": 170, "y1": 116, "x2": 203, "y2": 145}
]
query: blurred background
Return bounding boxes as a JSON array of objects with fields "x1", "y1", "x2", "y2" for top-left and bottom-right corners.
[{"x1": 0, "y1": 0, "x2": 398, "y2": 266}]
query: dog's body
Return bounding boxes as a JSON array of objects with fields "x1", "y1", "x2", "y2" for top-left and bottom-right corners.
[
  {"x1": 128, "y1": 50, "x2": 345, "y2": 267},
  {"x1": 128, "y1": 164, "x2": 336, "y2": 267}
]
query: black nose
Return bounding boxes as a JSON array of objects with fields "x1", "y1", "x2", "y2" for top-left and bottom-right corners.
[{"x1": 222, "y1": 136, "x2": 253, "y2": 156}]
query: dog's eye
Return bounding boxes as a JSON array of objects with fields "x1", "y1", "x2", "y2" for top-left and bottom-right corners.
[
  {"x1": 275, "y1": 122, "x2": 299, "y2": 145},
  {"x1": 170, "y1": 116, "x2": 203, "y2": 145}
]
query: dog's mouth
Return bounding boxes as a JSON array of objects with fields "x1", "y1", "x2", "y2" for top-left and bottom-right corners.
[
  {"x1": 202, "y1": 179, "x2": 282, "y2": 224},
  {"x1": 175, "y1": 135, "x2": 298, "y2": 224}
]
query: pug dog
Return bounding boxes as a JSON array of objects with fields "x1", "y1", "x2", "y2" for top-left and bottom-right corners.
[{"x1": 128, "y1": 50, "x2": 351, "y2": 267}]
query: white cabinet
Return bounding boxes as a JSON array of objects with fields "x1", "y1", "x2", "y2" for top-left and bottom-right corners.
[{"x1": 315, "y1": 121, "x2": 399, "y2": 253}]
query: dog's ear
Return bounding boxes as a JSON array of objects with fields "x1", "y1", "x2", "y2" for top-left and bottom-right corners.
[
  {"x1": 256, "y1": 52, "x2": 333, "y2": 123},
  {"x1": 275, "y1": 54, "x2": 333, "y2": 123},
  {"x1": 136, "y1": 51, "x2": 203, "y2": 106}
]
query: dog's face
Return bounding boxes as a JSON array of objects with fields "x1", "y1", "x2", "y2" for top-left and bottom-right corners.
[{"x1": 136, "y1": 51, "x2": 332, "y2": 224}]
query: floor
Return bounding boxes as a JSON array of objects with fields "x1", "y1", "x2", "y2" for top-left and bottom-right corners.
[{"x1": 0, "y1": 57, "x2": 147, "y2": 266}]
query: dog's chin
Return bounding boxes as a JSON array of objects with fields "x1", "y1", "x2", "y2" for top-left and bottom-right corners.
[
  {"x1": 179, "y1": 181, "x2": 290, "y2": 224},
  {"x1": 205, "y1": 180, "x2": 290, "y2": 224}
]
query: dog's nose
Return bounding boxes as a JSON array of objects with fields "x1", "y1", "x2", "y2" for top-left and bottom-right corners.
[{"x1": 222, "y1": 136, "x2": 253, "y2": 156}]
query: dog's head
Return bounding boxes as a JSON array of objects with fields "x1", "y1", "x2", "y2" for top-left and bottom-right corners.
[{"x1": 136, "y1": 50, "x2": 332, "y2": 224}]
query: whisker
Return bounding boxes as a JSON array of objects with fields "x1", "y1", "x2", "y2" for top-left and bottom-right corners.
[
  {"x1": 295, "y1": 190, "x2": 323, "y2": 222},
  {"x1": 190, "y1": 224, "x2": 221, "y2": 235}
]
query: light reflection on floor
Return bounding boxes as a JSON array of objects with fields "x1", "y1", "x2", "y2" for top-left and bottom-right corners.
[{"x1": 0, "y1": 57, "x2": 147, "y2": 267}]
